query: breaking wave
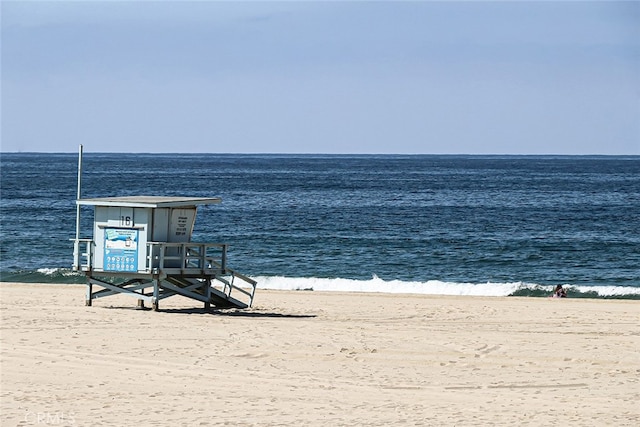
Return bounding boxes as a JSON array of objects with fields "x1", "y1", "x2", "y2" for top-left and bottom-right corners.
[{"x1": 1, "y1": 269, "x2": 638, "y2": 299}]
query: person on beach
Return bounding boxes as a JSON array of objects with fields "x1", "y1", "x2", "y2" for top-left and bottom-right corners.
[{"x1": 552, "y1": 284, "x2": 567, "y2": 298}]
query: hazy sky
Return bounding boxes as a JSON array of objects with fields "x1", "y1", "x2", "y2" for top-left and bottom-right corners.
[{"x1": 2, "y1": 0, "x2": 639, "y2": 154}]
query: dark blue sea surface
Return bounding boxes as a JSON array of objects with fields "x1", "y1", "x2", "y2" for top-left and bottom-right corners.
[{"x1": 1, "y1": 153, "x2": 639, "y2": 298}]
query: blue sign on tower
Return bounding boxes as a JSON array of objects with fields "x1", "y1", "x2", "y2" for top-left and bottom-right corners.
[{"x1": 103, "y1": 228, "x2": 139, "y2": 272}]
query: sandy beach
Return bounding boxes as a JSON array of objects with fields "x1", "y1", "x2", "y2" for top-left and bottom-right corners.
[{"x1": 1, "y1": 283, "x2": 638, "y2": 426}]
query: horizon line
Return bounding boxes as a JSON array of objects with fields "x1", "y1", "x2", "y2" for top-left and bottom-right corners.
[{"x1": 1, "y1": 151, "x2": 639, "y2": 157}]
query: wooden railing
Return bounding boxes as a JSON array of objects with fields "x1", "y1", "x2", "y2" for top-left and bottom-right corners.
[
  {"x1": 73, "y1": 240, "x2": 229, "y2": 275},
  {"x1": 210, "y1": 268, "x2": 258, "y2": 308},
  {"x1": 145, "y1": 242, "x2": 228, "y2": 274}
]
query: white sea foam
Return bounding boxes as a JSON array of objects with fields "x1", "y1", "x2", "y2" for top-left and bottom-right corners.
[
  {"x1": 36, "y1": 268, "x2": 59, "y2": 275},
  {"x1": 36, "y1": 268, "x2": 80, "y2": 277},
  {"x1": 255, "y1": 275, "x2": 531, "y2": 297},
  {"x1": 252, "y1": 276, "x2": 640, "y2": 297},
  {"x1": 570, "y1": 285, "x2": 640, "y2": 297}
]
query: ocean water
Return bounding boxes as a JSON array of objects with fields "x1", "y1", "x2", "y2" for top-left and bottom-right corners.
[{"x1": 1, "y1": 153, "x2": 639, "y2": 299}]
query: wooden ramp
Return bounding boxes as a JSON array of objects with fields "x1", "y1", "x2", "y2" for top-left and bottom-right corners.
[{"x1": 165, "y1": 276, "x2": 250, "y2": 309}]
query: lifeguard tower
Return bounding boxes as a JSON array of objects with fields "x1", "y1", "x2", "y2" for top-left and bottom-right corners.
[
  {"x1": 73, "y1": 196, "x2": 256, "y2": 311},
  {"x1": 71, "y1": 147, "x2": 256, "y2": 311}
]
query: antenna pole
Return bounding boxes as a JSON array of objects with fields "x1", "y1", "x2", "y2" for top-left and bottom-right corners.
[{"x1": 73, "y1": 144, "x2": 83, "y2": 270}]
